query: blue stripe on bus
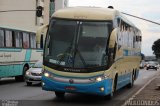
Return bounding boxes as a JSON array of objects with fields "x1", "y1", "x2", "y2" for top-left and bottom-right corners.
[
  {"x1": 25, "y1": 49, "x2": 32, "y2": 61},
  {"x1": 0, "y1": 64, "x2": 23, "y2": 77},
  {"x1": 36, "y1": 49, "x2": 43, "y2": 52},
  {"x1": 116, "y1": 73, "x2": 131, "y2": 90},
  {"x1": 42, "y1": 76, "x2": 113, "y2": 96},
  {"x1": 41, "y1": 71, "x2": 135, "y2": 96},
  {"x1": 123, "y1": 50, "x2": 129, "y2": 56},
  {"x1": 0, "y1": 48, "x2": 22, "y2": 52}
]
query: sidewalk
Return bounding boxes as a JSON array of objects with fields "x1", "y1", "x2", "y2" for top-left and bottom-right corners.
[{"x1": 124, "y1": 70, "x2": 160, "y2": 106}]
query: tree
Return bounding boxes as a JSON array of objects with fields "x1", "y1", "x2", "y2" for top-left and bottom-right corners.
[{"x1": 152, "y1": 39, "x2": 160, "y2": 58}]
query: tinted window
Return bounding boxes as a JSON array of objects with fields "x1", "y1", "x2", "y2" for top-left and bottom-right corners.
[
  {"x1": 5, "y1": 30, "x2": 13, "y2": 47},
  {"x1": 30, "y1": 33, "x2": 36, "y2": 48},
  {"x1": 23, "y1": 32, "x2": 30, "y2": 48},
  {"x1": 0, "y1": 29, "x2": 4, "y2": 47},
  {"x1": 15, "y1": 32, "x2": 23, "y2": 48}
]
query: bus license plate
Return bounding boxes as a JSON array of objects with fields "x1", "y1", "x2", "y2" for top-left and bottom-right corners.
[{"x1": 65, "y1": 86, "x2": 76, "y2": 90}]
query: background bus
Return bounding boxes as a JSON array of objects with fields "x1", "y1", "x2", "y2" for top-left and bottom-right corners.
[
  {"x1": 0, "y1": 26, "x2": 43, "y2": 81},
  {"x1": 37, "y1": 7, "x2": 142, "y2": 99}
]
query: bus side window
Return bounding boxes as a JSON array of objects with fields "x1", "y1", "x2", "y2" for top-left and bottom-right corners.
[
  {"x1": 5, "y1": 30, "x2": 13, "y2": 47},
  {"x1": 15, "y1": 31, "x2": 23, "y2": 48},
  {"x1": 30, "y1": 33, "x2": 36, "y2": 49},
  {"x1": 0, "y1": 29, "x2": 5, "y2": 47},
  {"x1": 22, "y1": 32, "x2": 30, "y2": 49}
]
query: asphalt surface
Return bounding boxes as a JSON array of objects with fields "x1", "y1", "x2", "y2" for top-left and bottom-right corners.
[{"x1": 0, "y1": 69, "x2": 159, "y2": 106}]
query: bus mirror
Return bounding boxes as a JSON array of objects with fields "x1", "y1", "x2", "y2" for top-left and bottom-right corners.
[
  {"x1": 109, "y1": 28, "x2": 117, "y2": 48},
  {"x1": 36, "y1": 24, "x2": 48, "y2": 48}
]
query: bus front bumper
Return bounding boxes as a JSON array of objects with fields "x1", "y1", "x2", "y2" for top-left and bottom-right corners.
[{"x1": 41, "y1": 76, "x2": 113, "y2": 96}]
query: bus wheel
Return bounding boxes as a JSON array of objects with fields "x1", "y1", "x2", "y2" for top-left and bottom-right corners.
[
  {"x1": 127, "y1": 72, "x2": 134, "y2": 88},
  {"x1": 26, "y1": 82, "x2": 32, "y2": 86},
  {"x1": 55, "y1": 91, "x2": 65, "y2": 99},
  {"x1": 15, "y1": 66, "x2": 28, "y2": 82}
]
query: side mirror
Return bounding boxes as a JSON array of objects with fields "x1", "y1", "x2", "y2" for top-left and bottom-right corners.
[{"x1": 36, "y1": 24, "x2": 48, "y2": 48}]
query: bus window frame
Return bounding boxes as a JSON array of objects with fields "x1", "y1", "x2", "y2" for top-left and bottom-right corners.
[
  {"x1": 0, "y1": 28, "x2": 5, "y2": 48},
  {"x1": 30, "y1": 32, "x2": 37, "y2": 49},
  {"x1": 5, "y1": 29, "x2": 13, "y2": 48}
]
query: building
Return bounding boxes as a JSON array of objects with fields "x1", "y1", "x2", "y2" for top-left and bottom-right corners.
[{"x1": 0, "y1": 0, "x2": 68, "y2": 32}]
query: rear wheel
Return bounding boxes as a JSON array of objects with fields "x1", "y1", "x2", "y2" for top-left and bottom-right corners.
[
  {"x1": 55, "y1": 91, "x2": 65, "y2": 99},
  {"x1": 26, "y1": 82, "x2": 32, "y2": 86},
  {"x1": 15, "y1": 66, "x2": 28, "y2": 82},
  {"x1": 127, "y1": 72, "x2": 134, "y2": 88}
]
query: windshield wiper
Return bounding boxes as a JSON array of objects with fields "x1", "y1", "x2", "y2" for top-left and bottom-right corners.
[
  {"x1": 56, "y1": 45, "x2": 72, "y2": 66},
  {"x1": 74, "y1": 47, "x2": 87, "y2": 68}
]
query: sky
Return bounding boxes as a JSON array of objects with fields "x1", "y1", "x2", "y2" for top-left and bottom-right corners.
[{"x1": 68, "y1": 0, "x2": 160, "y2": 56}]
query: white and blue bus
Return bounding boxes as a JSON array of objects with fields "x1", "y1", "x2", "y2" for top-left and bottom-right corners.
[
  {"x1": 0, "y1": 26, "x2": 43, "y2": 81},
  {"x1": 37, "y1": 7, "x2": 142, "y2": 99}
]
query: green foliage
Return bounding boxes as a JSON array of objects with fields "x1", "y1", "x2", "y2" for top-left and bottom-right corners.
[{"x1": 152, "y1": 39, "x2": 160, "y2": 58}]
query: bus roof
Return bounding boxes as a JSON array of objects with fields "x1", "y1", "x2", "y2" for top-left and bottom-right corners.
[
  {"x1": 0, "y1": 25, "x2": 36, "y2": 33},
  {"x1": 52, "y1": 7, "x2": 137, "y2": 28},
  {"x1": 52, "y1": 7, "x2": 119, "y2": 21}
]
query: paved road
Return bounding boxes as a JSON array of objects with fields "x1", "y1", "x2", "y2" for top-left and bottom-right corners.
[{"x1": 0, "y1": 69, "x2": 159, "y2": 106}]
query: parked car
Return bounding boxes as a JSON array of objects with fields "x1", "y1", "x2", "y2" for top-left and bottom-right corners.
[
  {"x1": 146, "y1": 61, "x2": 158, "y2": 70},
  {"x1": 25, "y1": 60, "x2": 42, "y2": 86}
]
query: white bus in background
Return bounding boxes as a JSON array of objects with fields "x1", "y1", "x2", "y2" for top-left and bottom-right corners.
[{"x1": 0, "y1": 26, "x2": 43, "y2": 81}]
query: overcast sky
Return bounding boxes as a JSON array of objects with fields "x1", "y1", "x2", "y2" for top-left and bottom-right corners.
[{"x1": 68, "y1": 0, "x2": 160, "y2": 56}]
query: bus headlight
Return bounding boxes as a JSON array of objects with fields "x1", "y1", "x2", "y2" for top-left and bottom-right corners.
[
  {"x1": 43, "y1": 71, "x2": 53, "y2": 78},
  {"x1": 44, "y1": 72, "x2": 50, "y2": 77},
  {"x1": 96, "y1": 77, "x2": 102, "y2": 82},
  {"x1": 90, "y1": 75, "x2": 108, "y2": 82}
]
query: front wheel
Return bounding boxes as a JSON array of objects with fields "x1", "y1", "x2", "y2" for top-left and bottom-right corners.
[
  {"x1": 127, "y1": 72, "x2": 134, "y2": 88},
  {"x1": 55, "y1": 91, "x2": 65, "y2": 99},
  {"x1": 26, "y1": 82, "x2": 32, "y2": 86}
]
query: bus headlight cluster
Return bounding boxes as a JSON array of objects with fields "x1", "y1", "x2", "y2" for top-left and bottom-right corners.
[
  {"x1": 96, "y1": 77, "x2": 103, "y2": 82},
  {"x1": 44, "y1": 72, "x2": 50, "y2": 77},
  {"x1": 90, "y1": 75, "x2": 108, "y2": 82},
  {"x1": 43, "y1": 71, "x2": 53, "y2": 78}
]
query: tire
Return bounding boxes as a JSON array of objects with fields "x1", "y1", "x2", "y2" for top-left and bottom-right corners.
[
  {"x1": 26, "y1": 82, "x2": 32, "y2": 86},
  {"x1": 127, "y1": 72, "x2": 134, "y2": 88},
  {"x1": 55, "y1": 91, "x2": 65, "y2": 99},
  {"x1": 15, "y1": 66, "x2": 28, "y2": 82}
]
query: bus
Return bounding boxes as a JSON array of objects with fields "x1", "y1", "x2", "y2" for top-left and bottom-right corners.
[
  {"x1": 0, "y1": 26, "x2": 43, "y2": 81},
  {"x1": 37, "y1": 7, "x2": 142, "y2": 98}
]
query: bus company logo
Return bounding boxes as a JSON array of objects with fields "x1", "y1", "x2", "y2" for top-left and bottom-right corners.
[
  {"x1": 64, "y1": 68, "x2": 81, "y2": 72},
  {"x1": 69, "y1": 79, "x2": 74, "y2": 84}
]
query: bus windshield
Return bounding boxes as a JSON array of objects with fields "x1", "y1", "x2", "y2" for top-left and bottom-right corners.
[{"x1": 44, "y1": 19, "x2": 111, "y2": 69}]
